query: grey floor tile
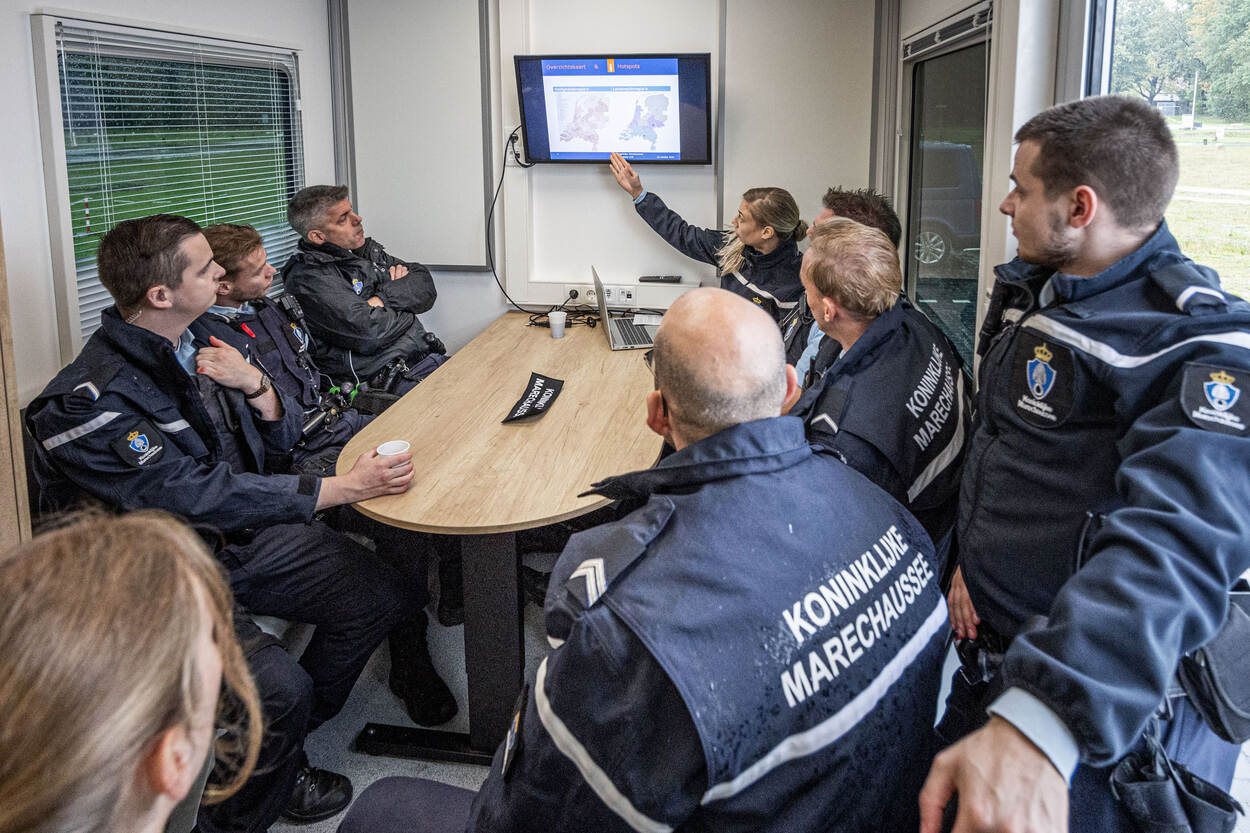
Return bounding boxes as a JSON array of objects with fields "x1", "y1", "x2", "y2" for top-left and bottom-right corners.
[{"x1": 269, "y1": 600, "x2": 549, "y2": 833}]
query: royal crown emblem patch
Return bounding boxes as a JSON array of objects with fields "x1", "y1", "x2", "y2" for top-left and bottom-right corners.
[
  {"x1": 1183, "y1": 363, "x2": 1248, "y2": 435},
  {"x1": 1203, "y1": 369, "x2": 1240, "y2": 412},
  {"x1": 1027, "y1": 343, "x2": 1057, "y2": 400}
]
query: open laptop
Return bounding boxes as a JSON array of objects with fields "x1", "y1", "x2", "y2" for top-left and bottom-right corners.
[{"x1": 593, "y1": 266, "x2": 658, "y2": 350}]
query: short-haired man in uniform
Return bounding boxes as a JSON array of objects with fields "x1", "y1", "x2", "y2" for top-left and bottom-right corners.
[
  {"x1": 194, "y1": 223, "x2": 372, "y2": 475},
  {"x1": 25, "y1": 214, "x2": 453, "y2": 827},
  {"x1": 280, "y1": 185, "x2": 446, "y2": 391},
  {"x1": 335, "y1": 288, "x2": 950, "y2": 833},
  {"x1": 780, "y1": 186, "x2": 904, "y2": 385},
  {"x1": 920, "y1": 96, "x2": 1250, "y2": 833},
  {"x1": 196, "y1": 221, "x2": 465, "y2": 644},
  {"x1": 794, "y1": 219, "x2": 969, "y2": 554}
]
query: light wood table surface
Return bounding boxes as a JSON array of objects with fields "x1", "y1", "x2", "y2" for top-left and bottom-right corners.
[
  {"x1": 338, "y1": 311, "x2": 659, "y2": 531},
  {"x1": 339, "y1": 311, "x2": 660, "y2": 762}
]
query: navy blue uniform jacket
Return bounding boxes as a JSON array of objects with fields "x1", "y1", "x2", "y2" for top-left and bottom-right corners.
[
  {"x1": 26, "y1": 306, "x2": 318, "y2": 531},
  {"x1": 797, "y1": 295, "x2": 970, "y2": 548},
  {"x1": 635, "y1": 192, "x2": 802, "y2": 323},
  {"x1": 468, "y1": 417, "x2": 948, "y2": 833},
  {"x1": 960, "y1": 222, "x2": 1250, "y2": 765}
]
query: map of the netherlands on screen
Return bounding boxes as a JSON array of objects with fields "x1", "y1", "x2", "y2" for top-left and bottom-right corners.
[{"x1": 539, "y1": 58, "x2": 682, "y2": 160}]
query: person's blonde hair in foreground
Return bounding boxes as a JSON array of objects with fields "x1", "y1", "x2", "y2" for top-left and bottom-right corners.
[{"x1": 0, "y1": 512, "x2": 261, "y2": 833}]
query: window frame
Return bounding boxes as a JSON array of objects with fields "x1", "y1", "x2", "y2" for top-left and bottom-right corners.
[
  {"x1": 30, "y1": 12, "x2": 305, "y2": 361},
  {"x1": 895, "y1": 2, "x2": 992, "y2": 302}
]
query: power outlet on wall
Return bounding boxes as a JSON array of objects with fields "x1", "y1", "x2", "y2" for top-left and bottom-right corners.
[
  {"x1": 600, "y1": 285, "x2": 634, "y2": 306},
  {"x1": 561, "y1": 283, "x2": 635, "y2": 307},
  {"x1": 563, "y1": 284, "x2": 597, "y2": 305}
]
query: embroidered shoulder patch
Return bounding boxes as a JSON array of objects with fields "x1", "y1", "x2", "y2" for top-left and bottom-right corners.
[
  {"x1": 111, "y1": 420, "x2": 166, "y2": 467},
  {"x1": 1008, "y1": 332, "x2": 1075, "y2": 428},
  {"x1": 1182, "y1": 362, "x2": 1249, "y2": 435}
]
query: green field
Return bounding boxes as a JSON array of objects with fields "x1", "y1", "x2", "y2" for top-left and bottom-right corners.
[
  {"x1": 66, "y1": 128, "x2": 296, "y2": 266},
  {"x1": 1168, "y1": 137, "x2": 1250, "y2": 300}
]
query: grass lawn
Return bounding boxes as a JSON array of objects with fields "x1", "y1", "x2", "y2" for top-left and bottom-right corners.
[
  {"x1": 1168, "y1": 141, "x2": 1250, "y2": 299},
  {"x1": 66, "y1": 128, "x2": 296, "y2": 264}
]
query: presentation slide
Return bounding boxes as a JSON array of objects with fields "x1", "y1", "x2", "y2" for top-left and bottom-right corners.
[{"x1": 538, "y1": 58, "x2": 682, "y2": 160}]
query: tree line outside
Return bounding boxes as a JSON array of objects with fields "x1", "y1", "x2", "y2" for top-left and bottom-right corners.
[{"x1": 1112, "y1": 0, "x2": 1249, "y2": 119}]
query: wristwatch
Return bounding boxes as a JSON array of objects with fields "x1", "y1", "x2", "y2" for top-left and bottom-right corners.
[{"x1": 243, "y1": 373, "x2": 272, "y2": 400}]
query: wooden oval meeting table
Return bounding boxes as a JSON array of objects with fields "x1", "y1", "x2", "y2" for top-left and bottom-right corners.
[{"x1": 337, "y1": 311, "x2": 659, "y2": 763}]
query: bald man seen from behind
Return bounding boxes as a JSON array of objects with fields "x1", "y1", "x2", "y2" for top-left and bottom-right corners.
[{"x1": 337, "y1": 288, "x2": 950, "y2": 833}]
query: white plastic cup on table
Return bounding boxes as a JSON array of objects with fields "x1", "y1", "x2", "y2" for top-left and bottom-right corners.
[
  {"x1": 549, "y1": 310, "x2": 567, "y2": 339},
  {"x1": 376, "y1": 440, "x2": 410, "y2": 457}
]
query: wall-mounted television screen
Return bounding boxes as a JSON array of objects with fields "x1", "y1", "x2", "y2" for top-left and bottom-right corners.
[{"x1": 514, "y1": 53, "x2": 712, "y2": 164}]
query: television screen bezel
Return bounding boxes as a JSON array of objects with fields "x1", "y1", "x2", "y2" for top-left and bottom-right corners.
[{"x1": 513, "y1": 52, "x2": 713, "y2": 165}]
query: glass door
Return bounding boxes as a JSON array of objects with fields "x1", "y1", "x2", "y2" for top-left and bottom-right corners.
[{"x1": 904, "y1": 41, "x2": 988, "y2": 368}]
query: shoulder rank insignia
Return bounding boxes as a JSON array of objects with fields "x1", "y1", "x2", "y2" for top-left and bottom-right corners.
[
  {"x1": 1183, "y1": 363, "x2": 1248, "y2": 435},
  {"x1": 560, "y1": 498, "x2": 675, "y2": 609},
  {"x1": 111, "y1": 420, "x2": 165, "y2": 467},
  {"x1": 567, "y1": 558, "x2": 607, "y2": 607}
]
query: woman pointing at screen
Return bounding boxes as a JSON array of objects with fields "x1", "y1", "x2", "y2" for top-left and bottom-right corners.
[{"x1": 609, "y1": 152, "x2": 806, "y2": 323}]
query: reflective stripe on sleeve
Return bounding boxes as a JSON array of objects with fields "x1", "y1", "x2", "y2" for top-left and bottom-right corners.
[
  {"x1": 729, "y1": 272, "x2": 799, "y2": 309},
  {"x1": 1024, "y1": 315, "x2": 1250, "y2": 368},
  {"x1": 701, "y1": 598, "x2": 948, "y2": 804},
  {"x1": 907, "y1": 372, "x2": 967, "y2": 502},
  {"x1": 534, "y1": 657, "x2": 674, "y2": 833},
  {"x1": 155, "y1": 419, "x2": 191, "y2": 432},
  {"x1": 41, "y1": 411, "x2": 122, "y2": 451}
]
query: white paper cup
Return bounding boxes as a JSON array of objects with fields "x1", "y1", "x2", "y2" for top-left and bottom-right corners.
[
  {"x1": 549, "y1": 310, "x2": 567, "y2": 338},
  {"x1": 376, "y1": 440, "x2": 410, "y2": 456}
]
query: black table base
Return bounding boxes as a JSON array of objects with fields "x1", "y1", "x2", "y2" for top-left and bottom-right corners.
[{"x1": 354, "y1": 530, "x2": 524, "y2": 765}]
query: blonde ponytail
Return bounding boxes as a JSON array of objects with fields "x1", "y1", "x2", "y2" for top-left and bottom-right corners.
[{"x1": 717, "y1": 187, "x2": 805, "y2": 275}]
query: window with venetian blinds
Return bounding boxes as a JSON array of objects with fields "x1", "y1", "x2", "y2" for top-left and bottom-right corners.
[{"x1": 52, "y1": 19, "x2": 305, "y2": 341}]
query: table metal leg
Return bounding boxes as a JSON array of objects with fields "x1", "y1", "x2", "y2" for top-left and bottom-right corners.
[
  {"x1": 354, "y1": 530, "x2": 523, "y2": 766},
  {"x1": 463, "y1": 531, "x2": 524, "y2": 749}
]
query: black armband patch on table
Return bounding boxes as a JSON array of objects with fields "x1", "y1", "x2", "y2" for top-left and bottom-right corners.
[
  {"x1": 502, "y1": 372, "x2": 564, "y2": 423},
  {"x1": 111, "y1": 419, "x2": 166, "y2": 467},
  {"x1": 1182, "y1": 362, "x2": 1250, "y2": 435}
]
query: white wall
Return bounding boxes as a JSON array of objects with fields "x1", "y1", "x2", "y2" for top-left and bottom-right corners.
[
  {"x1": 348, "y1": 0, "x2": 490, "y2": 268},
  {"x1": 496, "y1": 0, "x2": 877, "y2": 307},
  {"x1": 498, "y1": 0, "x2": 722, "y2": 305},
  {"x1": 901, "y1": 0, "x2": 977, "y2": 37},
  {"x1": 0, "y1": 0, "x2": 338, "y2": 404},
  {"x1": 723, "y1": 0, "x2": 875, "y2": 221}
]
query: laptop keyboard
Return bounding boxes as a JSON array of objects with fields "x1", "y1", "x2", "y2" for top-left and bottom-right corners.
[{"x1": 612, "y1": 317, "x2": 653, "y2": 347}]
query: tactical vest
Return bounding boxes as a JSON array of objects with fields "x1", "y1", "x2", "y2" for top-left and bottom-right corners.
[{"x1": 206, "y1": 298, "x2": 321, "y2": 412}]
